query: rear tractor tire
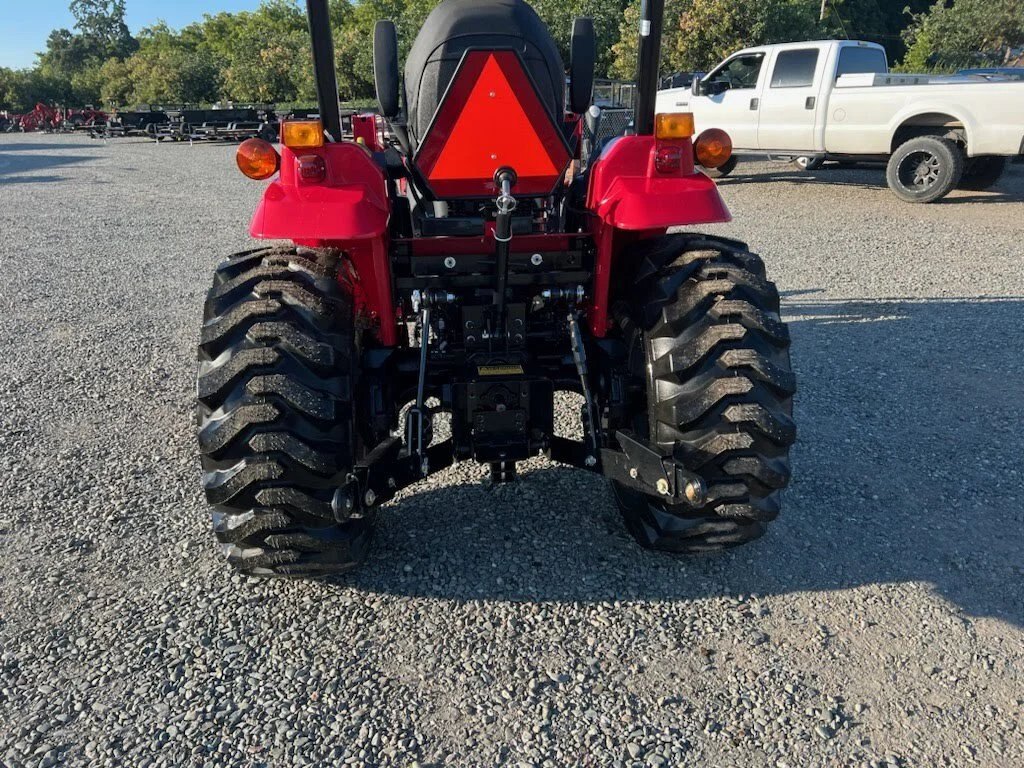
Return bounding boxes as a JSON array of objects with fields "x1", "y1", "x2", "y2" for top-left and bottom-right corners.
[
  {"x1": 613, "y1": 235, "x2": 796, "y2": 553},
  {"x1": 886, "y1": 136, "x2": 964, "y2": 203},
  {"x1": 196, "y1": 246, "x2": 373, "y2": 577}
]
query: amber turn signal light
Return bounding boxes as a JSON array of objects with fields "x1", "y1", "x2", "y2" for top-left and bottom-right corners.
[
  {"x1": 236, "y1": 138, "x2": 280, "y2": 180},
  {"x1": 655, "y1": 112, "x2": 695, "y2": 140},
  {"x1": 694, "y1": 128, "x2": 733, "y2": 169},
  {"x1": 281, "y1": 119, "x2": 325, "y2": 149}
]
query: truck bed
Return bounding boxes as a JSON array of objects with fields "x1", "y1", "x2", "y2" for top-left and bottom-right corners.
[{"x1": 826, "y1": 79, "x2": 1024, "y2": 156}]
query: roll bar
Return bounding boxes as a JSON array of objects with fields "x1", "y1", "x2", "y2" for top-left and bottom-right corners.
[
  {"x1": 306, "y1": 0, "x2": 343, "y2": 140},
  {"x1": 633, "y1": 0, "x2": 665, "y2": 136}
]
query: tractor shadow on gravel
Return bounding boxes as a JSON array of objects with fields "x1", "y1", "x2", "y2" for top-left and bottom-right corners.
[
  {"x1": 719, "y1": 162, "x2": 1024, "y2": 203},
  {"x1": 0, "y1": 141, "x2": 98, "y2": 151},
  {"x1": 343, "y1": 298, "x2": 1024, "y2": 628},
  {"x1": 0, "y1": 149, "x2": 95, "y2": 184}
]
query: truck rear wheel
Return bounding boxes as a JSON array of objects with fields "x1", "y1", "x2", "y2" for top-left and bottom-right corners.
[
  {"x1": 613, "y1": 235, "x2": 796, "y2": 553},
  {"x1": 886, "y1": 136, "x2": 964, "y2": 203},
  {"x1": 197, "y1": 247, "x2": 372, "y2": 577},
  {"x1": 959, "y1": 156, "x2": 1007, "y2": 191}
]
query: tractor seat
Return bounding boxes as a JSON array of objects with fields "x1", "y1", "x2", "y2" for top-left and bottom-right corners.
[{"x1": 404, "y1": 0, "x2": 565, "y2": 150}]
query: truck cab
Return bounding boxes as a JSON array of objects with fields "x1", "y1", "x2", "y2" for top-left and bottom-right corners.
[{"x1": 659, "y1": 40, "x2": 888, "y2": 154}]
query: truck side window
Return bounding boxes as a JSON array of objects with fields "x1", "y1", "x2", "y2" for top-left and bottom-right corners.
[
  {"x1": 835, "y1": 47, "x2": 888, "y2": 79},
  {"x1": 707, "y1": 53, "x2": 765, "y2": 93},
  {"x1": 770, "y1": 50, "x2": 819, "y2": 88}
]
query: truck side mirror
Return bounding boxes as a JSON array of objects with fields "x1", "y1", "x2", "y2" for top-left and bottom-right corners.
[{"x1": 691, "y1": 78, "x2": 703, "y2": 97}]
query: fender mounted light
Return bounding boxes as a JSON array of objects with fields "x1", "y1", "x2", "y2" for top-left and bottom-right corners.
[
  {"x1": 655, "y1": 145, "x2": 683, "y2": 174},
  {"x1": 282, "y1": 119, "x2": 325, "y2": 149},
  {"x1": 296, "y1": 154, "x2": 327, "y2": 183},
  {"x1": 655, "y1": 112, "x2": 695, "y2": 140},
  {"x1": 236, "y1": 138, "x2": 280, "y2": 180},
  {"x1": 694, "y1": 128, "x2": 733, "y2": 170}
]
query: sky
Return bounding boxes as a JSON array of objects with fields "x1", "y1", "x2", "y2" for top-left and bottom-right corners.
[{"x1": 0, "y1": 0, "x2": 265, "y2": 69}]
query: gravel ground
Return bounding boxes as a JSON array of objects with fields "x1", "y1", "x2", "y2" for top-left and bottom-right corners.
[{"x1": 0, "y1": 133, "x2": 1022, "y2": 768}]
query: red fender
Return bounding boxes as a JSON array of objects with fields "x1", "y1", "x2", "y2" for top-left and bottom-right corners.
[
  {"x1": 586, "y1": 134, "x2": 731, "y2": 230},
  {"x1": 585, "y1": 135, "x2": 732, "y2": 336},
  {"x1": 250, "y1": 142, "x2": 390, "y2": 242},
  {"x1": 250, "y1": 142, "x2": 398, "y2": 345}
]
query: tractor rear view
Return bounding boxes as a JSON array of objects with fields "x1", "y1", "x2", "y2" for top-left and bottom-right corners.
[{"x1": 196, "y1": 0, "x2": 796, "y2": 577}]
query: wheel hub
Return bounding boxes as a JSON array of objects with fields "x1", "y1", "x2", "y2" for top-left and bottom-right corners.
[{"x1": 905, "y1": 152, "x2": 940, "y2": 188}]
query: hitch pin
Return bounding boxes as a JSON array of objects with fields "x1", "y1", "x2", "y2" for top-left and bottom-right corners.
[{"x1": 496, "y1": 176, "x2": 517, "y2": 220}]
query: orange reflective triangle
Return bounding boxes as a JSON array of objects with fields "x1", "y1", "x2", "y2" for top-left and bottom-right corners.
[{"x1": 428, "y1": 54, "x2": 561, "y2": 182}]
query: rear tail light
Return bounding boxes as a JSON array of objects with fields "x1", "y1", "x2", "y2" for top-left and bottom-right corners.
[
  {"x1": 694, "y1": 128, "x2": 733, "y2": 169},
  {"x1": 297, "y1": 154, "x2": 326, "y2": 183},
  {"x1": 655, "y1": 145, "x2": 683, "y2": 174},
  {"x1": 236, "y1": 138, "x2": 280, "y2": 180}
]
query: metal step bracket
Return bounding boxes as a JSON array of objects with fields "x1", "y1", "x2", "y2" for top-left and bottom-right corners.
[{"x1": 600, "y1": 430, "x2": 707, "y2": 508}]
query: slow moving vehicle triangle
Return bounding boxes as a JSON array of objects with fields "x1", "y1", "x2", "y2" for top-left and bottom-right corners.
[{"x1": 416, "y1": 50, "x2": 571, "y2": 198}]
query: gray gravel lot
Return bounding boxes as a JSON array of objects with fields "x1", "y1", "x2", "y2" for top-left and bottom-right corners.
[{"x1": 0, "y1": 133, "x2": 1022, "y2": 768}]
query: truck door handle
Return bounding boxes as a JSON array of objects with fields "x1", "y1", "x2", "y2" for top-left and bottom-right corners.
[
  {"x1": 750, "y1": 98, "x2": 759, "y2": 110},
  {"x1": 806, "y1": 97, "x2": 816, "y2": 109}
]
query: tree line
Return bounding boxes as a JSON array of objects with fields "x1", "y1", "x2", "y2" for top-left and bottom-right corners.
[{"x1": 1, "y1": 0, "x2": 1021, "y2": 112}]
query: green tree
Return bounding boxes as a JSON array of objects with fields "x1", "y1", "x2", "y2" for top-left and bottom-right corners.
[
  {"x1": 668, "y1": 0, "x2": 821, "y2": 71},
  {"x1": 335, "y1": 0, "x2": 424, "y2": 101},
  {"x1": 19, "y1": 0, "x2": 959, "y2": 111},
  {"x1": 33, "y1": 0, "x2": 138, "y2": 105},
  {"x1": 69, "y1": 0, "x2": 137, "y2": 59},
  {"x1": 823, "y1": 0, "x2": 933, "y2": 63},
  {"x1": 611, "y1": 0, "x2": 688, "y2": 79},
  {"x1": 117, "y1": 23, "x2": 219, "y2": 104},
  {"x1": 0, "y1": 68, "x2": 27, "y2": 110},
  {"x1": 529, "y1": 0, "x2": 630, "y2": 76},
  {"x1": 98, "y1": 57, "x2": 133, "y2": 105},
  {"x1": 0, "y1": 67, "x2": 67, "y2": 111},
  {"x1": 901, "y1": 0, "x2": 1024, "y2": 72},
  {"x1": 200, "y1": 0, "x2": 318, "y2": 102}
]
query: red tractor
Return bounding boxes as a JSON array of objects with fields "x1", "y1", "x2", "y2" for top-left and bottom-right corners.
[
  {"x1": 12, "y1": 103, "x2": 107, "y2": 132},
  {"x1": 197, "y1": 0, "x2": 796, "y2": 577},
  {"x1": 64, "y1": 105, "x2": 108, "y2": 129},
  {"x1": 18, "y1": 103, "x2": 60, "y2": 132}
]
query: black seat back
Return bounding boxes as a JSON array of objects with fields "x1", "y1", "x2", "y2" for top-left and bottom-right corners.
[{"x1": 403, "y1": 0, "x2": 565, "y2": 150}]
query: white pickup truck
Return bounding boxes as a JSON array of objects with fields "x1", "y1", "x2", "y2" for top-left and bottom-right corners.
[{"x1": 656, "y1": 40, "x2": 1024, "y2": 202}]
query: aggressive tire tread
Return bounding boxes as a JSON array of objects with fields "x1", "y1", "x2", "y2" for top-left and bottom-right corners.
[
  {"x1": 197, "y1": 246, "x2": 371, "y2": 577},
  {"x1": 614, "y1": 234, "x2": 796, "y2": 553}
]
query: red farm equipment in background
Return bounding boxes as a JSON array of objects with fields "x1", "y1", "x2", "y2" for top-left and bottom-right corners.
[
  {"x1": 196, "y1": 0, "x2": 796, "y2": 577},
  {"x1": 64, "y1": 105, "x2": 108, "y2": 129},
  {"x1": 12, "y1": 102, "x2": 107, "y2": 132},
  {"x1": 17, "y1": 103, "x2": 61, "y2": 132}
]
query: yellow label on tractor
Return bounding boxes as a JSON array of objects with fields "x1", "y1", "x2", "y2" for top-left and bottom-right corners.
[{"x1": 477, "y1": 365, "x2": 525, "y2": 377}]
